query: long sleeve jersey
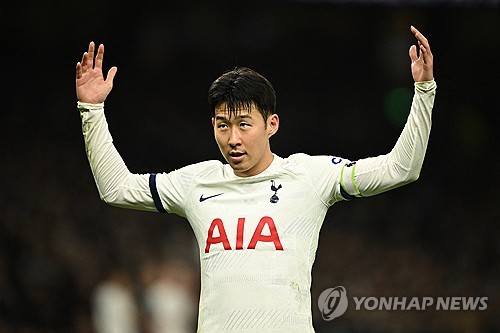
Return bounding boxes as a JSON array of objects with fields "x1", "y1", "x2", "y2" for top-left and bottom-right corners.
[{"x1": 78, "y1": 80, "x2": 436, "y2": 332}]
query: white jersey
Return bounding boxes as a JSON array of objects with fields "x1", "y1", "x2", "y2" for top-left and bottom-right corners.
[{"x1": 78, "y1": 81, "x2": 436, "y2": 332}]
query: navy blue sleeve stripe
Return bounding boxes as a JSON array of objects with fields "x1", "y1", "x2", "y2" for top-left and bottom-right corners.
[
  {"x1": 149, "y1": 173, "x2": 167, "y2": 213},
  {"x1": 340, "y1": 184, "x2": 356, "y2": 201}
]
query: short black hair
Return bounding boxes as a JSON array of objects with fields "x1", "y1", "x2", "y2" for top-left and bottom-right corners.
[{"x1": 208, "y1": 67, "x2": 276, "y2": 121}]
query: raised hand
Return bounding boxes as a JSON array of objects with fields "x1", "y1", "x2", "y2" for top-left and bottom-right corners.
[
  {"x1": 76, "y1": 42, "x2": 117, "y2": 104},
  {"x1": 409, "y1": 26, "x2": 434, "y2": 82}
]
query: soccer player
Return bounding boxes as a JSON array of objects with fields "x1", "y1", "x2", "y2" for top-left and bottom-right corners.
[{"x1": 75, "y1": 26, "x2": 435, "y2": 332}]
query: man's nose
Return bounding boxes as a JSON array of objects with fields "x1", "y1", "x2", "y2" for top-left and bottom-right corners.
[{"x1": 228, "y1": 128, "x2": 242, "y2": 146}]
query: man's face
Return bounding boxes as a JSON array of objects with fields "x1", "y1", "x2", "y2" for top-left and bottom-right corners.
[{"x1": 212, "y1": 103, "x2": 279, "y2": 177}]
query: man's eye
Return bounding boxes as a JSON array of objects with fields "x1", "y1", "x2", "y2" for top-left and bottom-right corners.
[
  {"x1": 240, "y1": 123, "x2": 250, "y2": 128},
  {"x1": 217, "y1": 123, "x2": 228, "y2": 129}
]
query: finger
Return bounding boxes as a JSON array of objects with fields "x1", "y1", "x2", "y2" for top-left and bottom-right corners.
[
  {"x1": 76, "y1": 62, "x2": 82, "y2": 79},
  {"x1": 419, "y1": 43, "x2": 426, "y2": 54},
  {"x1": 95, "y1": 44, "x2": 105, "y2": 70},
  {"x1": 420, "y1": 39, "x2": 433, "y2": 57},
  {"x1": 418, "y1": 41, "x2": 425, "y2": 57},
  {"x1": 410, "y1": 25, "x2": 419, "y2": 35},
  {"x1": 412, "y1": 26, "x2": 431, "y2": 53},
  {"x1": 80, "y1": 48, "x2": 86, "y2": 67},
  {"x1": 418, "y1": 34, "x2": 430, "y2": 51},
  {"x1": 106, "y1": 66, "x2": 118, "y2": 84},
  {"x1": 420, "y1": 44, "x2": 433, "y2": 66},
  {"x1": 87, "y1": 41, "x2": 95, "y2": 69},
  {"x1": 80, "y1": 52, "x2": 89, "y2": 73},
  {"x1": 419, "y1": 44, "x2": 427, "y2": 64},
  {"x1": 409, "y1": 45, "x2": 419, "y2": 63}
]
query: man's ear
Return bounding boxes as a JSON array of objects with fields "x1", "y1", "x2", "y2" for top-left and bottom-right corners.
[
  {"x1": 211, "y1": 117, "x2": 215, "y2": 127},
  {"x1": 267, "y1": 114, "x2": 279, "y2": 138}
]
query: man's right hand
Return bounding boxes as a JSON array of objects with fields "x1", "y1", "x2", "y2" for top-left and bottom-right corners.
[{"x1": 76, "y1": 42, "x2": 117, "y2": 104}]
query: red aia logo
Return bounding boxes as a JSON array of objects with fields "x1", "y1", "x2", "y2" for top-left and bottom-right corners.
[{"x1": 205, "y1": 216, "x2": 283, "y2": 253}]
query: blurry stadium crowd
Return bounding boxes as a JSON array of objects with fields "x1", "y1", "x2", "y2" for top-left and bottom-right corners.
[{"x1": 0, "y1": 146, "x2": 201, "y2": 333}]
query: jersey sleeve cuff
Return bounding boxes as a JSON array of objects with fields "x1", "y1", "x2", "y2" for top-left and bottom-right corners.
[
  {"x1": 149, "y1": 173, "x2": 167, "y2": 213},
  {"x1": 415, "y1": 80, "x2": 436, "y2": 92},
  {"x1": 77, "y1": 101, "x2": 104, "y2": 112}
]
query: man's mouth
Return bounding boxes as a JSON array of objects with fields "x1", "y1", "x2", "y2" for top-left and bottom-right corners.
[{"x1": 229, "y1": 151, "x2": 245, "y2": 163}]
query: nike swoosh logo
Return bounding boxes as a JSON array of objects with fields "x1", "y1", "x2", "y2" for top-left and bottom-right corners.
[{"x1": 199, "y1": 193, "x2": 224, "y2": 202}]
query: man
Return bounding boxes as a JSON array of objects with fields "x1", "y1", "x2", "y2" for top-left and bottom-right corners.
[
  {"x1": 75, "y1": 26, "x2": 435, "y2": 332},
  {"x1": 91, "y1": 268, "x2": 140, "y2": 333}
]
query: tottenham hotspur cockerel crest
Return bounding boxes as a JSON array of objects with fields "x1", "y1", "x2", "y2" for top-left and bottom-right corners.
[{"x1": 270, "y1": 180, "x2": 282, "y2": 203}]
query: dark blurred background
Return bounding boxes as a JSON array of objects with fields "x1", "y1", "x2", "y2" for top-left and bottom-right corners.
[{"x1": 1, "y1": 0, "x2": 499, "y2": 332}]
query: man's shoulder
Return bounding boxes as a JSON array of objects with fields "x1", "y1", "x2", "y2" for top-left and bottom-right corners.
[
  {"x1": 160, "y1": 159, "x2": 226, "y2": 193},
  {"x1": 283, "y1": 153, "x2": 343, "y2": 166},
  {"x1": 278, "y1": 153, "x2": 348, "y2": 181},
  {"x1": 176, "y1": 159, "x2": 224, "y2": 176}
]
